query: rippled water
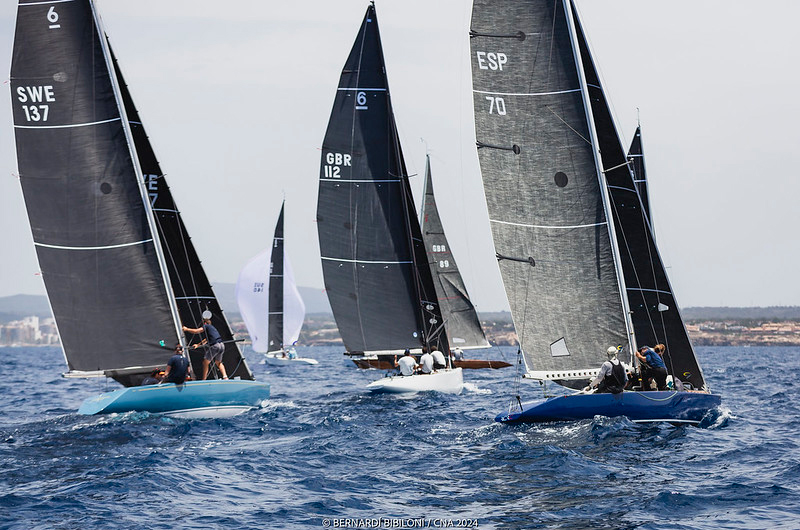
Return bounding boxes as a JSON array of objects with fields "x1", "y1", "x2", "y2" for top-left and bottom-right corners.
[{"x1": 1, "y1": 345, "x2": 798, "y2": 529}]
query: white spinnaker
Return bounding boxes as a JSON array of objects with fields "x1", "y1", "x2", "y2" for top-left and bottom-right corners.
[
  {"x1": 236, "y1": 247, "x2": 271, "y2": 353},
  {"x1": 283, "y1": 254, "x2": 305, "y2": 347}
]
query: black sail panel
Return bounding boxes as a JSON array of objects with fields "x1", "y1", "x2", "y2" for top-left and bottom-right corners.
[
  {"x1": 318, "y1": 5, "x2": 441, "y2": 353},
  {"x1": 571, "y1": 2, "x2": 706, "y2": 390},
  {"x1": 110, "y1": 46, "x2": 253, "y2": 380},
  {"x1": 268, "y1": 203, "x2": 285, "y2": 352},
  {"x1": 470, "y1": 0, "x2": 628, "y2": 374},
  {"x1": 11, "y1": 0, "x2": 177, "y2": 375},
  {"x1": 627, "y1": 126, "x2": 651, "y2": 222},
  {"x1": 420, "y1": 157, "x2": 488, "y2": 349}
]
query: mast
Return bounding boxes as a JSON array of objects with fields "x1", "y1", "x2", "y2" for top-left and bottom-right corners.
[
  {"x1": 91, "y1": 3, "x2": 184, "y2": 350},
  {"x1": 563, "y1": 0, "x2": 636, "y2": 357}
]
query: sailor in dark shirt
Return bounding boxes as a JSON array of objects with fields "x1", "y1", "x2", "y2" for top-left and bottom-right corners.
[
  {"x1": 162, "y1": 344, "x2": 189, "y2": 385},
  {"x1": 587, "y1": 346, "x2": 628, "y2": 394},
  {"x1": 182, "y1": 310, "x2": 229, "y2": 380}
]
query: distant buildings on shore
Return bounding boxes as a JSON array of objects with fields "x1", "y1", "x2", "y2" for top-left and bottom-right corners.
[
  {"x1": 3, "y1": 314, "x2": 800, "y2": 348},
  {"x1": 0, "y1": 316, "x2": 59, "y2": 346}
]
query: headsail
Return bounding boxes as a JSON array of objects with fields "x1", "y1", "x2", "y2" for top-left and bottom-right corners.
[
  {"x1": 571, "y1": 4, "x2": 706, "y2": 389},
  {"x1": 627, "y1": 125, "x2": 651, "y2": 223},
  {"x1": 420, "y1": 156, "x2": 489, "y2": 350},
  {"x1": 317, "y1": 4, "x2": 446, "y2": 354},
  {"x1": 469, "y1": 0, "x2": 629, "y2": 378},
  {"x1": 11, "y1": 0, "x2": 179, "y2": 380},
  {"x1": 236, "y1": 202, "x2": 305, "y2": 353},
  {"x1": 110, "y1": 46, "x2": 253, "y2": 382}
]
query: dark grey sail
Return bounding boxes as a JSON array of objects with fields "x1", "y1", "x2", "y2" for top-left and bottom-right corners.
[
  {"x1": 267, "y1": 202, "x2": 285, "y2": 352},
  {"x1": 571, "y1": 2, "x2": 706, "y2": 390},
  {"x1": 420, "y1": 156, "x2": 489, "y2": 350},
  {"x1": 11, "y1": 0, "x2": 179, "y2": 383},
  {"x1": 469, "y1": 0, "x2": 629, "y2": 378},
  {"x1": 110, "y1": 47, "x2": 253, "y2": 381},
  {"x1": 627, "y1": 125, "x2": 650, "y2": 223},
  {"x1": 317, "y1": 4, "x2": 446, "y2": 354}
]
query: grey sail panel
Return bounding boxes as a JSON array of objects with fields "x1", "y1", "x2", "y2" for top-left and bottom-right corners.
[
  {"x1": 268, "y1": 203, "x2": 285, "y2": 352},
  {"x1": 420, "y1": 158, "x2": 488, "y2": 349},
  {"x1": 571, "y1": 3, "x2": 706, "y2": 390},
  {"x1": 469, "y1": 0, "x2": 628, "y2": 374},
  {"x1": 318, "y1": 5, "x2": 444, "y2": 353},
  {"x1": 627, "y1": 126, "x2": 650, "y2": 222},
  {"x1": 11, "y1": 0, "x2": 177, "y2": 376},
  {"x1": 110, "y1": 46, "x2": 253, "y2": 381}
]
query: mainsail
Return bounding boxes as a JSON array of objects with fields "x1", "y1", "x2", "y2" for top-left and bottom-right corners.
[
  {"x1": 317, "y1": 4, "x2": 446, "y2": 354},
  {"x1": 420, "y1": 156, "x2": 489, "y2": 350},
  {"x1": 469, "y1": 0, "x2": 707, "y2": 390},
  {"x1": 11, "y1": 0, "x2": 252, "y2": 385},
  {"x1": 469, "y1": 0, "x2": 629, "y2": 378},
  {"x1": 236, "y1": 202, "x2": 305, "y2": 353}
]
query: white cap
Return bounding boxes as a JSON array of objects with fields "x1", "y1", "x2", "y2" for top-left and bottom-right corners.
[
  {"x1": 606, "y1": 346, "x2": 618, "y2": 359},
  {"x1": 202, "y1": 310, "x2": 213, "y2": 320}
]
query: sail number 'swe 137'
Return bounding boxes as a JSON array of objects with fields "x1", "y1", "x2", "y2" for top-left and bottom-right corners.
[{"x1": 16, "y1": 85, "x2": 55, "y2": 122}]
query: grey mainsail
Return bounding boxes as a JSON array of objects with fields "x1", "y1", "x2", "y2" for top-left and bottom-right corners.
[
  {"x1": 469, "y1": 0, "x2": 629, "y2": 378},
  {"x1": 317, "y1": 4, "x2": 447, "y2": 354},
  {"x1": 420, "y1": 156, "x2": 489, "y2": 350}
]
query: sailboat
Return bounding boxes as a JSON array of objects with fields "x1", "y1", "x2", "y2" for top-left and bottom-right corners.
[
  {"x1": 11, "y1": 0, "x2": 269, "y2": 416},
  {"x1": 351, "y1": 155, "x2": 511, "y2": 370},
  {"x1": 317, "y1": 3, "x2": 462, "y2": 394},
  {"x1": 469, "y1": 0, "x2": 720, "y2": 424},
  {"x1": 236, "y1": 201, "x2": 317, "y2": 366}
]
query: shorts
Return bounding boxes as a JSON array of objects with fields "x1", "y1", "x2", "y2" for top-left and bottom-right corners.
[{"x1": 204, "y1": 342, "x2": 225, "y2": 362}]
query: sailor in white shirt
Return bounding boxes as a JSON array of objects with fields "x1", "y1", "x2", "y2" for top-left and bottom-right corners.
[
  {"x1": 394, "y1": 349, "x2": 417, "y2": 376},
  {"x1": 418, "y1": 350, "x2": 434, "y2": 374},
  {"x1": 431, "y1": 349, "x2": 447, "y2": 370}
]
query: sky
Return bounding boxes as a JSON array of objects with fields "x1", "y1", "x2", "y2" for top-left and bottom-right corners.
[{"x1": 1, "y1": 0, "x2": 799, "y2": 311}]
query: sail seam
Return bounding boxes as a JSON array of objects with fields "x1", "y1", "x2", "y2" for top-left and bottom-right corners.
[
  {"x1": 14, "y1": 117, "x2": 120, "y2": 129},
  {"x1": 473, "y1": 88, "x2": 581, "y2": 97},
  {"x1": 627, "y1": 287, "x2": 672, "y2": 296},
  {"x1": 20, "y1": 0, "x2": 74, "y2": 6},
  {"x1": 319, "y1": 179, "x2": 402, "y2": 183},
  {"x1": 34, "y1": 239, "x2": 152, "y2": 251},
  {"x1": 337, "y1": 87, "x2": 387, "y2": 91},
  {"x1": 321, "y1": 257, "x2": 413, "y2": 265},
  {"x1": 490, "y1": 219, "x2": 607, "y2": 229}
]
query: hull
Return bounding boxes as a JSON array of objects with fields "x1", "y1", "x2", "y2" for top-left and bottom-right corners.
[
  {"x1": 352, "y1": 357, "x2": 510, "y2": 370},
  {"x1": 367, "y1": 368, "x2": 463, "y2": 394},
  {"x1": 496, "y1": 391, "x2": 721, "y2": 425},
  {"x1": 78, "y1": 380, "x2": 270, "y2": 417},
  {"x1": 265, "y1": 353, "x2": 319, "y2": 366}
]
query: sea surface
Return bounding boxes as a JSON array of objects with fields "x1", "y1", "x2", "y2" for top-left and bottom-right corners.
[{"x1": 1, "y1": 345, "x2": 798, "y2": 530}]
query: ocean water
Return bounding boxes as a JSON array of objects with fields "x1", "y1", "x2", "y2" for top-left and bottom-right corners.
[{"x1": 1, "y1": 345, "x2": 798, "y2": 530}]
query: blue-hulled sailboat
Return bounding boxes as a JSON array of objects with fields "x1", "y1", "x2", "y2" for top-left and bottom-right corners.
[
  {"x1": 10, "y1": 0, "x2": 269, "y2": 416},
  {"x1": 469, "y1": 0, "x2": 720, "y2": 424}
]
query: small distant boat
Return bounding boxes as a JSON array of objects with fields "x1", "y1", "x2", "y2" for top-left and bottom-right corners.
[
  {"x1": 366, "y1": 368, "x2": 463, "y2": 394},
  {"x1": 318, "y1": 4, "x2": 462, "y2": 394},
  {"x1": 11, "y1": 0, "x2": 268, "y2": 416},
  {"x1": 236, "y1": 201, "x2": 317, "y2": 366},
  {"x1": 469, "y1": 0, "x2": 720, "y2": 424}
]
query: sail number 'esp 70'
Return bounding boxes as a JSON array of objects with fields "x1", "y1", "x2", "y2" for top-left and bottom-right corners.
[{"x1": 475, "y1": 50, "x2": 509, "y2": 116}]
